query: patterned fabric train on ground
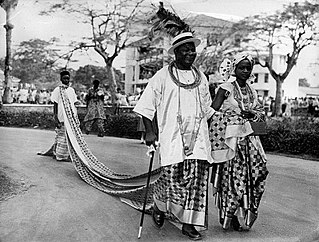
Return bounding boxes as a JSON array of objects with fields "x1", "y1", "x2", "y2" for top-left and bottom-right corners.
[{"x1": 38, "y1": 86, "x2": 161, "y2": 213}]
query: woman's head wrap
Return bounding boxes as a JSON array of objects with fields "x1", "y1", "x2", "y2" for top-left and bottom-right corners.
[{"x1": 219, "y1": 53, "x2": 255, "y2": 82}]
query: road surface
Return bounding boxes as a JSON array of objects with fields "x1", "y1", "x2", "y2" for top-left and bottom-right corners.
[{"x1": 0, "y1": 127, "x2": 318, "y2": 242}]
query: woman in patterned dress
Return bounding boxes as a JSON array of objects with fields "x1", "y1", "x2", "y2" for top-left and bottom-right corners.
[
  {"x1": 209, "y1": 53, "x2": 268, "y2": 231},
  {"x1": 83, "y1": 79, "x2": 106, "y2": 137}
]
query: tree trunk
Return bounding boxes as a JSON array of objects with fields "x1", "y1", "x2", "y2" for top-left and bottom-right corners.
[
  {"x1": 274, "y1": 78, "x2": 283, "y2": 116},
  {"x1": 2, "y1": 7, "x2": 14, "y2": 104},
  {"x1": 105, "y1": 63, "x2": 118, "y2": 105}
]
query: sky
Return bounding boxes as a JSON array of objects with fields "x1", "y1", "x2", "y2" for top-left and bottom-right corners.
[{"x1": 0, "y1": 0, "x2": 318, "y2": 85}]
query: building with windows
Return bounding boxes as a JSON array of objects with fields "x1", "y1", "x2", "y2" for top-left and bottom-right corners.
[
  {"x1": 251, "y1": 52, "x2": 303, "y2": 99},
  {"x1": 124, "y1": 14, "x2": 232, "y2": 95},
  {"x1": 125, "y1": 13, "x2": 314, "y2": 100},
  {"x1": 124, "y1": 36, "x2": 170, "y2": 95}
]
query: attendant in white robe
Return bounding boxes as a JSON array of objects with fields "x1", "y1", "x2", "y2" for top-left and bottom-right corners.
[{"x1": 51, "y1": 70, "x2": 79, "y2": 162}]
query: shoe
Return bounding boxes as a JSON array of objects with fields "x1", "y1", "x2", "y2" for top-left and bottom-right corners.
[
  {"x1": 152, "y1": 204, "x2": 165, "y2": 228},
  {"x1": 182, "y1": 224, "x2": 202, "y2": 241},
  {"x1": 232, "y1": 216, "x2": 243, "y2": 232}
]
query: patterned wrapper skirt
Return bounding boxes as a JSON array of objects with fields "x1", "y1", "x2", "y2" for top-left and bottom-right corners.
[
  {"x1": 55, "y1": 125, "x2": 69, "y2": 161},
  {"x1": 210, "y1": 112, "x2": 268, "y2": 230},
  {"x1": 153, "y1": 159, "x2": 210, "y2": 227}
]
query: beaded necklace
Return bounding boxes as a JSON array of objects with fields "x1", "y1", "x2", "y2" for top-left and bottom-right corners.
[
  {"x1": 233, "y1": 81, "x2": 254, "y2": 111},
  {"x1": 168, "y1": 61, "x2": 201, "y2": 89},
  {"x1": 169, "y1": 62, "x2": 204, "y2": 156}
]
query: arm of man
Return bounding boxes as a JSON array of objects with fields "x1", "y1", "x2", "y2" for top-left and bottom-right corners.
[
  {"x1": 142, "y1": 116, "x2": 157, "y2": 146},
  {"x1": 51, "y1": 87, "x2": 61, "y2": 128},
  {"x1": 53, "y1": 102, "x2": 62, "y2": 128},
  {"x1": 134, "y1": 68, "x2": 163, "y2": 146},
  {"x1": 71, "y1": 88, "x2": 81, "y2": 106}
]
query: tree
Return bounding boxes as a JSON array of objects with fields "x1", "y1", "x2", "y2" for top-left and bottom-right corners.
[
  {"x1": 234, "y1": 1, "x2": 319, "y2": 116},
  {"x1": 40, "y1": 0, "x2": 149, "y2": 103},
  {"x1": 73, "y1": 64, "x2": 123, "y2": 90},
  {"x1": 188, "y1": 14, "x2": 234, "y2": 77},
  {"x1": 194, "y1": 27, "x2": 233, "y2": 77},
  {"x1": 10, "y1": 38, "x2": 60, "y2": 84},
  {"x1": 0, "y1": 0, "x2": 18, "y2": 104}
]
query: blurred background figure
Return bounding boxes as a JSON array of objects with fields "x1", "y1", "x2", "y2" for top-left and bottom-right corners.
[{"x1": 83, "y1": 79, "x2": 106, "y2": 137}]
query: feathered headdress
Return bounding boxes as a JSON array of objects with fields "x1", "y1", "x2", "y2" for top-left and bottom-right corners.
[{"x1": 148, "y1": 2, "x2": 193, "y2": 40}]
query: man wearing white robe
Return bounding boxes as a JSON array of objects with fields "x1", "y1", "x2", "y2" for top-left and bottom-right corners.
[{"x1": 134, "y1": 32, "x2": 215, "y2": 240}]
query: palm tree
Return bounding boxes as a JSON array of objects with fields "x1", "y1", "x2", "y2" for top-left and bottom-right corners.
[{"x1": 0, "y1": 0, "x2": 18, "y2": 104}]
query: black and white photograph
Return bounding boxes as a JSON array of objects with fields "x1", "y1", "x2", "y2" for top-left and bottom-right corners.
[{"x1": 0, "y1": 0, "x2": 318, "y2": 241}]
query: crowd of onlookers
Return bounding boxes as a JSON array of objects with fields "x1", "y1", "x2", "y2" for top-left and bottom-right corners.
[
  {"x1": 2, "y1": 85, "x2": 319, "y2": 117},
  {"x1": 261, "y1": 96, "x2": 319, "y2": 117},
  {"x1": 1, "y1": 85, "x2": 144, "y2": 108},
  {"x1": 10, "y1": 88, "x2": 53, "y2": 104}
]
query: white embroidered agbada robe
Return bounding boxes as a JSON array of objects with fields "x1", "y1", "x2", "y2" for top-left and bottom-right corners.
[{"x1": 133, "y1": 65, "x2": 215, "y2": 166}]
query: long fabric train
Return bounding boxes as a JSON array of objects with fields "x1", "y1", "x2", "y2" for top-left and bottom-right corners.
[{"x1": 38, "y1": 86, "x2": 161, "y2": 212}]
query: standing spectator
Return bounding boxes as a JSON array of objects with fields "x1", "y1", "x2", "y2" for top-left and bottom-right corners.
[
  {"x1": 83, "y1": 79, "x2": 106, "y2": 137},
  {"x1": 38, "y1": 89, "x2": 46, "y2": 104},
  {"x1": 281, "y1": 98, "x2": 287, "y2": 116},
  {"x1": 120, "y1": 90, "x2": 129, "y2": 106},
  {"x1": 283, "y1": 99, "x2": 292, "y2": 117},
  {"x1": 0, "y1": 87, "x2": 3, "y2": 107},
  {"x1": 30, "y1": 88, "x2": 37, "y2": 104},
  {"x1": 103, "y1": 85, "x2": 112, "y2": 106},
  {"x1": 12, "y1": 88, "x2": 18, "y2": 103},
  {"x1": 270, "y1": 96, "x2": 276, "y2": 116},
  {"x1": 114, "y1": 87, "x2": 122, "y2": 115},
  {"x1": 264, "y1": 96, "x2": 271, "y2": 117},
  {"x1": 308, "y1": 97, "x2": 315, "y2": 116},
  {"x1": 18, "y1": 86, "x2": 28, "y2": 103}
]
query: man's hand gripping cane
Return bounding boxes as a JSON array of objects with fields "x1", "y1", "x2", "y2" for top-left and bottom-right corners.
[{"x1": 138, "y1": 128, "x2": 159, "y2": 239}]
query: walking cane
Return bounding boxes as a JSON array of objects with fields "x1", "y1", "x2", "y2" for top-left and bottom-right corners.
[{"x1": 138, "y1": 144, "x2": 156, "y2": 239}]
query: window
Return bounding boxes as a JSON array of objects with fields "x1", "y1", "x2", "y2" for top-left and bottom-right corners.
[
  {"x1": 265, "y1": 73, "x2": 269, "y2": 83},
  {"x1": 254, "y1": 74, "x2": 258, "y2": 83}
]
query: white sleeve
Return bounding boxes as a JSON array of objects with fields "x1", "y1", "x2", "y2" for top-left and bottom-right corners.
[
  {"x1": 133, "y1": 69, "x2": 164, "y2": 120},
  {"x1": 200, "y1": 73, "x2": 215, "y2": 119},
  {"x1": 51, "y1": 87, "x2": 59, "y2": 103},
  {"x1": 71, "y1": 88, "x2": 78, "y2": 104}
]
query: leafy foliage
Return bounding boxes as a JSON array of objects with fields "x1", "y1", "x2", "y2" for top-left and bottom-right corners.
[
  {"x1": 260, "y1": 117, "x2": 319, "y2": 158},
  {"x1": 8, "y1": 39, "x2": 61, "y2": 85},
  {"x1": 0, "y1": 0, "x2": 18, "y2": 11},
  {"x1": 38, "y1": 0, "x2": 150, "y2": 103},
  {"x1": 0, "y1": 109, "x2": 140, "y2": 139},
  {"x1": 39, "y1": 0, "x2": 149, "y2": 67},
  {"x1": 1, "y1": 108, "x2": 319, "y2": 158},
  {"x1": 229, "y1": 1, "x2": 319, "y2": 116},
  {"x1": 73, "y1": 65, "x2": 123, "y2": 90}
]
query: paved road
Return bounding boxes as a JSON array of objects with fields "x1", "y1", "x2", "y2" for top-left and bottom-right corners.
[{"x1": 0, "y1": 127, "x2": 318, "y2": 242}]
